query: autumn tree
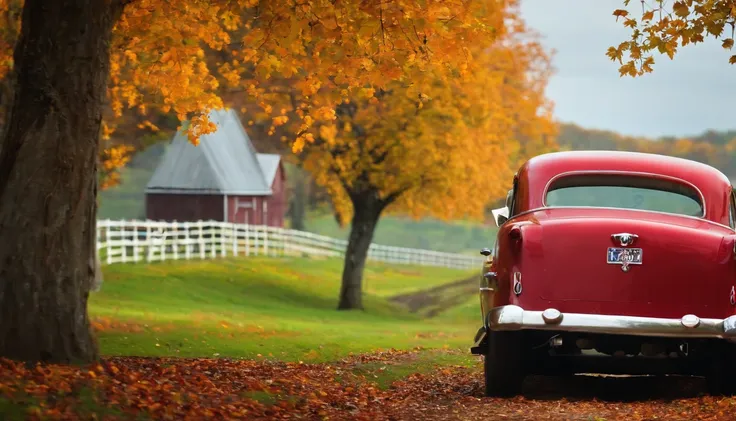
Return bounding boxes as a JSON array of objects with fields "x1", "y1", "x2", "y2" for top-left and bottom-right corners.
[
  {"x1": 608, "y1": 0, "x2": 736, "y2": 76},
  {"x1": 0, "y1": 0, "x2": 514, "y2": 363},
  {"x1": 288, "y1": 5, "x2": 557, "y2": 309}
]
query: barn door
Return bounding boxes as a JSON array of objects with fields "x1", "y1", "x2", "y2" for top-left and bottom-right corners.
[{"x1": 233, "y1": 197, "x2": 257, "y2": 224}]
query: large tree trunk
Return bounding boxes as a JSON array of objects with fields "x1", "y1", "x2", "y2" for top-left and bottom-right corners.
[
  {"x1": 0, "y1": 0, "x2": 125, "y2": 363},
  {"x1": 337, "y1": 195, "x2": 383, "y2": 310}
]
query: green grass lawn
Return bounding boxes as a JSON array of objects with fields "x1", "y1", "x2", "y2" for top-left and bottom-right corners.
[
  {"x1": 1, "y1": 258, "x2": 483, "y2": 420},
  {"x1": 90, "y1": 257, "x2": 480, "y2": 363},
  {"x1": 304, "y1": 213, "x2": 497, "y2": 255}
]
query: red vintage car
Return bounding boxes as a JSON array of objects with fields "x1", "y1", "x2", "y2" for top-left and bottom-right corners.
[{"x1": 471, "y1": 150, "x2": 736, "y2": 397}]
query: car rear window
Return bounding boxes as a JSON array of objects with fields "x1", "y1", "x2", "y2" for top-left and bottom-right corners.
[{"x1": 545, "y1": 173, "x2": 704, "y2": 217}]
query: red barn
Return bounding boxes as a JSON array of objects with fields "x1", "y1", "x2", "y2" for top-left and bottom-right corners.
[{"x1": 145, "y1": 108, "x2": 286, "y2": 226}]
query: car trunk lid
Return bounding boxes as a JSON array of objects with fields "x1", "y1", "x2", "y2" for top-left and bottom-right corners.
[{"x1": 534, "y1": 210, "x2": 731, "y2": 310}]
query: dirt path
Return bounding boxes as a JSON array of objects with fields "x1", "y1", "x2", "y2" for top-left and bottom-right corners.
[
  {"x1": 3, "y1": 350, "x2": 733, "y2": 420},
  {"x1": 390, "y1": 275, "x2": 477, "y2": 317}
]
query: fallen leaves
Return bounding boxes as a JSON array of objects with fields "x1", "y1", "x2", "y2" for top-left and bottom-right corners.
[
  {"x1": 90, "y1": 317, "x2": 154, "y2": 333},
  {"x1": 0, "y1": 349, "x2": 413, "y2": 420},
  {"x1": 1, "y1": 349, "x2": 735, "y2": 420}
]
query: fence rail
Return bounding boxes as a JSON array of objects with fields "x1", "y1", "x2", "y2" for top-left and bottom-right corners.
[{"x1": 96, "y1": 219, "x2": 483, "y2": 270}]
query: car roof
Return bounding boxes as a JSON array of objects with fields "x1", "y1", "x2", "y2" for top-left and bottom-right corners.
[
  {"x1": 516, "y1": 150, "x2": 734, "y2": 225},
  {"x1": 524, "y1": 150, "x2": 729, "y2": 183}
]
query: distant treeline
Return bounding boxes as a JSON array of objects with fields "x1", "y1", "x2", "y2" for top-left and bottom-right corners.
[{"x1": 557, "y1": 123, "x2": 736, "y2": 180}]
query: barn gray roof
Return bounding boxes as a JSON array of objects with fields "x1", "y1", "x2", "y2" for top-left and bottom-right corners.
[
  {"x1": 256, "y1": 153, "x2": 281, "y2": 187},
  {"x1": 145, "y1": 108, "x2": 278, "y2": 196}
]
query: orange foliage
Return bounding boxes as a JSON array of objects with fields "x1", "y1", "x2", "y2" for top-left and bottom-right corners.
[
  {"x1": 609, "y1": 0, "x2": 736, "y2": 76},
  {"x1": 0, "y1": 0, "x2": 531, "y2": 190},
  {"x1": 293, "y1": 1, "x2": 557, "y2": 224},
  {"x1": 98, "y1": 144, "x2": 136, "y2": 190}
]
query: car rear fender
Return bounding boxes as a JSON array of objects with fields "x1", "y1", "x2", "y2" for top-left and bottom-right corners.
[
  {"x1": 489, "y1": 219, "x2": 541, "y2": 312},
  {"x1": 491, "y1": 210, "x2": 736, "y2": 320}
]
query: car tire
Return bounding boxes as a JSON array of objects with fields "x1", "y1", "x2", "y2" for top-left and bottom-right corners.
[
  {"x1": 706, "y1": 342, "x2": 736, "y2": 396},
  {"x1": 484, "y1": 330, "x2": 525, "y2": 397}
]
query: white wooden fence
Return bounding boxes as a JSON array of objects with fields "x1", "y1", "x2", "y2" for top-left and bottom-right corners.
[{"x1": 96, "y1": 219, "x2": 482, "y2": 270}]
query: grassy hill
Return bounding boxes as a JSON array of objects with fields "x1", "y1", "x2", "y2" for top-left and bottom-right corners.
[{"x1": 90, "y1": 257, "x2": 479, "y2": 361}]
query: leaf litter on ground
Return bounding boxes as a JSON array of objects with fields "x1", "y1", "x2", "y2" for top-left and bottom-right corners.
[{"x1": 1, "y1": 348, "x2": 736, "y2": 420}]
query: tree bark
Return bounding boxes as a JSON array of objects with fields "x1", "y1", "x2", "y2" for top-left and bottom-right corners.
[
  {"x1": 289, "y1": 167, "x2": 307, "y2": 231},
  {"x1": 0, "y1": 0, "x2": 125, "y2": 363},
  {"x1": 337, "y1": 194, "x2": 384, "y2": 310}
]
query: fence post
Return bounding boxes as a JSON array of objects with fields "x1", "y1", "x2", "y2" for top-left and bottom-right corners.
[
  {"x1": 254, "y1": 225, "x2": 259, "y2": 256},
  {"x1": 172, "y1": 221, "x2": 179, "y2": 261},
  {"x1": 184, "y1": 222, "x2": 191, "y2": 260},
  {"x1": 105, "y1": 220, "x2": 113, "y2": 264},
  {"x1": 198, "y1": 220, "x2": 205, "y2": 259},
  {"x1": 145, "y1": 222, "x2": 152, "y2": 262},
  {"x1": 132, "y1": 222, "x2": 140, "y2": 262},
  {"x1": 245, "y1": 224, "x2": 250, "y2": 257},
  {"x1": 220, "y1": 222, "x2": 226, "y2": 258},
  {"x1": 210, "y1": 221, "x2": 217, "y2": 259},
  {"x1": 264, "y1": 226, "x2": 269, "y2": 256},
  {"x1": 232, "y1": 223, "x2": 238, "y2": 256},
  {"x1": 96, "y1": 221, "x2": 102, "y2": 263},
  {"x1": 120, "y1": 220, "x2": 128, "y2": 263},
  {"x1": 160, "y1": 225, "x2": 166, "y2": 262}
]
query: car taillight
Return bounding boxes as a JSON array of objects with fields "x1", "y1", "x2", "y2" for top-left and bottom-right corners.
[
  {"x1": 508, "y1": 226, "x2": 523, "y2": 254},
  {"x1": 509, "y1": 226, "x2": 522, "y2": 241}
]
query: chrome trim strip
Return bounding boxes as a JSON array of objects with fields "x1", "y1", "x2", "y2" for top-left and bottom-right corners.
[
  {"x1": 487, "y1": 305, "x2": 736, "y2": 340},
  {"x1": 541, "y1": 170, "x2": 707, "y2": 219}
]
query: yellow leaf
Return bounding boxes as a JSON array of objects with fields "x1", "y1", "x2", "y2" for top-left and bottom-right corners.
[
  {"x1": 672, "y1": 1, "x2": 689, "y2": 17},
  {"x1": 723, "y1": 38, "x2": 734, "y2": 50}
]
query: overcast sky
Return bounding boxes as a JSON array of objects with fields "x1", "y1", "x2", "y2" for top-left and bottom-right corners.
[{"x1": 519, "y1": 0, "x2": 736, "y2": 138}]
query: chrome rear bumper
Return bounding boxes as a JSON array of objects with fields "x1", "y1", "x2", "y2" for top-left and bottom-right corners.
[{"x1": 487, "y1": 305, "x2": 736, "y2": 340}]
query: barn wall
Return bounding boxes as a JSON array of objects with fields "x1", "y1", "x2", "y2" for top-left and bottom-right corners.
[
  {"x1": 265, "y1": 163, "x2": 287, "y2": 227},
  {"x1": 227, "y1": 196, "x2": 264, "y2": 225},
  {"x1": 226, "y1": 163, "x2": 287, "y2": 227},
  {"x1": 146, "y1": 193, "x2": 224, "y2": 222}
]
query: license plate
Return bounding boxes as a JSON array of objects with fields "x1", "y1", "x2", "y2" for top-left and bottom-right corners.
[{"x1": 607, "y1": 247, "x2": 643, "y2": 265}]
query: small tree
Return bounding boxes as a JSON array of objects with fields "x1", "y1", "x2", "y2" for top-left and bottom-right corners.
[{"x1": 298, "y1": 24, "x2": 558, "y2": 310}]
